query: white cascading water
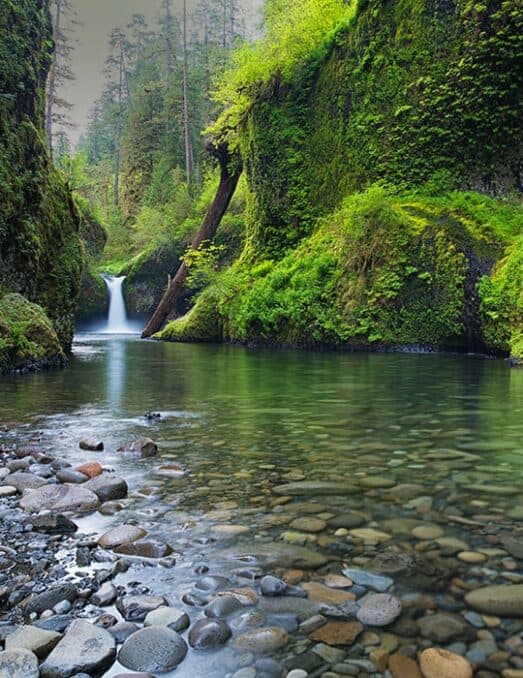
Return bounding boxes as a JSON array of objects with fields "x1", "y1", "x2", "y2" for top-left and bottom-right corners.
[{"x1": 101, "y1": 275, "x2": 135, "y2": 334}]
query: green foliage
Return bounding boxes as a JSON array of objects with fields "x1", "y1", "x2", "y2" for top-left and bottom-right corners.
[
  {"x1": 0, "y1": 0, "x2": 82, "y2": 352},
  {"x1": 479, "y1": 235, "x2": 523, "y2": 360},
  {"x1": 0, "y1": 293, "x2": 65, "y2": 373},
  {"x1": 167, "y1": 187, "x2": 522, "y2": 352}
]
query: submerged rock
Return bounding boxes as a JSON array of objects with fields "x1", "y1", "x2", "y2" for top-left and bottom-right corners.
[
  {"x1": 117, "y1": 438, "x2": 158, "y2": 458},
  {"x1": 118, "y1": 627, "x2": 187, "y2": 673},
  {"x1": 356, "y1": 593, "x2": 402, "y2": 627},
  {"x1": 465, "y1": 584, "x2": 523, "y2": 617},
  {"x1": 233, "y1": 627, "x2": 289, "y2": 653},
  {"x1": 40, "y1": 620, "x2": 116, "y2": 678},
  {"x1": 342, "y1": 569, "x2": 393, "y2": 592},
  {"x1": 419, "y1": 648, "x2": 472, "y2": 678},
  {"x1": 220, "y1": 542, "x2": 328, "y2": 569},
  {"x1": 273, "y1": 481, "x2": 356, "y2": 496}
]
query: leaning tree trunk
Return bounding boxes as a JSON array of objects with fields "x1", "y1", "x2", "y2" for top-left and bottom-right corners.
[{"x1": 141, "y1": 143, "x2": 242, "y2": 339}]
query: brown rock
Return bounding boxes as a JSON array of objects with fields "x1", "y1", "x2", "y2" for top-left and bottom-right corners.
[
  {"x1": 75, "y1": 462, "x2": 103, "y2": 478},
  {"x1": 117, "y1": 438, "x2": 158, "y2": 458},
  {"x1": 302, "y1": 582, "x2": 356, "y2": 606},
  {"x1": 419, "y1": 648, "x2": 472, "y2": 678},
  {"x1": 309, "y1": 621, "x2": 363, "y2": 646},
  {"x1": 98, "y1": 525, "x2": 147, "y2": 549},
  {"x1": 389, "y1": 653, "x2": 422, "y2": 678}
]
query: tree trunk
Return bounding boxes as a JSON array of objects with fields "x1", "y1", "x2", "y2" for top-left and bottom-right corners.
[
  {"x1": 113, "y1": 43, "x2": 124, "y2": 207},
  {"x1": 45, "y1": 0, "x2": 62, "y2": 152},
  {"x1": 182, "y1": 0, "x2": 193, "y2": 186},
  {"x1": 142, "y1": 143, "x2": 242, "y2": 339}
]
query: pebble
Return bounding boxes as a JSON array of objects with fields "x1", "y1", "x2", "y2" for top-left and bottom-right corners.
[
  {"x1": 465, "y1": 584, "x2": 523, "y2": 617},
  {"x1": 289, "y1": 517, "x2": 326, "y2": 533},
  {"x1": 309, "y1": 621, "x2": 363, "y2": 645},
  {"x1": 188, "y1": 619, "x2": 232, "y2": 649},
  {"x1": 234, "y1": 627, "x2": 289, "y2": 653},
  {"x1": 411, "y1": 525, "x2": 444, "y2": 540},
  {"x1": 98, "y1": 525, "x2": 147, "y2": 549},
  {"x1": 458, "y1": 550, "x2": 487, "y2": 563},
  {"x1": 349, "y1": 527, "x2": 392, "y2": 542},
  {"x1": 419, "y1": 648, "x2": 473, "y2": 678},
  {"x1": 356, "y1": 593, "x2": 402, "y2": 626},
  {"x1": 342, "y1": 569, "x2": 393, "y2": 592}
]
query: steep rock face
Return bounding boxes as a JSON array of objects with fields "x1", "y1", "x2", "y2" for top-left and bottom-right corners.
[
  {"x1": 162, "y1": 0, "x2": 522, "y2": 361},
  {"x1": 0, "y1": 0, "x2": 82, "y2": 372},
  {"x1": 75, "y1": 197, "x2": 108, "y2": 325}
]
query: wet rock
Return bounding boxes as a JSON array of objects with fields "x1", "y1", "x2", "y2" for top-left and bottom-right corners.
[
  {"x1": 221, "y1": 542, "x2": 328, "y2": 569},
  {"x1": 144, "y1": 607, "x2": 190, "y2": 632},
  {"x1": 309, "y1": 621, "x2": 363, "y2": 646},
  {"x1": 260, "y1": 576, "x2": 289, "y2": 597},
  {"x1": 144, "y1": 411, "x2": 161, "y2": 420},
  {"x1": 465, "y1": 584, "x2": 523, "y2": 617},
  {"x1": 28, "y1": 512, "x2": 78, "y2": 534},
  {"x1": 155, "y1": 464, "x2": 186, "y2": 478},
  {"x1": 342, "y1": 569, "x2": 393, "y2": 592},
  {"x1": 108, "y1": 622, "x2": 139, "y2": 644},
  {"x1": 5, "y1": 626, "x2": 62, "y2": 658},
  {"x1": 19, "y1": 484, "x2": 100, "y2": 513},
  {"x1": 116, "y1": 595, "x2": 167, "y2": 622},
  {"x1": 328, "y1": 513, "x2": 366, "y2": 529},
  {"x1": 40, "y1": 620, "x2": 116, "y2": 678},
  {"x1": 84, "y1": 473, "x2": 128, "y2": 502},
  {"x1": 204, "y1": 595, "x2": 243, "y2": 618},
  {"x1": 117, "y1": 438, "x2": 158, "y2": 458},
  {"x1": 0, "y1": 485, "x2": 16, "y2": 497},
  {"x1": 91, "y1": 582, "x2": 118, "y2": 607},
  {"x1": 389, "y1": 653, "x2": 422, "y2": 678},
  {"x1": 118, "y1": 627, "x2": 187, "y2": 673},
  {"x1": 79, "y1": 439, "x2": 104, "y2": 452},
  {"x1": 302, "y1": 582, "x2": 356, "y2": 606},
  {"x1": 23, "y1": 584, "x2": 78, "y2": 616},
  {"x1": 500, "y1": 534, "x2": 523, "y2": 559},
  {"x1": 114, "y1": 539, "x2": 172, "y2": 558},
  {"x1": 259, "y1": 596, "x2": 320, "y2": 621},
  {"x1": 359, "y1": 476, "x2": 397, "y2": 489},
  {"x1": 56, "y1": 469, "x2": 89, "y2": 484},
  {"x1": 34, "y1": 617, "x2": 74, "y2": 633},
  {"x1": 289, "y1": 517, "x2": 326, "y2": 533},
  {"x1": 234, "y1": 627, "x2": 289, "y2": 653},
  {"x1": 418, "y1": 613, "x2": 473, "y2": 643},
  {"x1": 419, "y1": 648, "x2": 472, "y2": 678},
  {"x1": 75, "y1": 462, "x2": 103, "y2": 478},
  {"x1": 356, "y1": 593, "x2": 402, "y2": 627},
  {"x1": 0, "y1": 649, "x2": 39, "y2": 678},
  {"x1": 411, "y1": 524, "x2": 444, "y2": 540},
  {"x1": 188, "y1": 618, "x2": 232, "y2": 649},
  {"x1": 349, "y1": 527, "x2": 392, "y2": 542},
  {"x1": 274, "y1": 481, "x2": 357, "y2": 496},
  {"x1": 5, "y1": 472, "x2": 47, "y2": 492},
  {"x1": 195, "y1": 575, "x2": 230, "y2": 592},
  {"x1": 98, "y1": 525, "x2": 147, "y2": 549}
]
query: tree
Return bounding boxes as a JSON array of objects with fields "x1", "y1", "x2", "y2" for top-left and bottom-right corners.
[
  {"x1": 182, "y1": 0, "x2": 194, "y2": 187},
  {"x1": 158, "y1": 0, "x2": 179, "y2": 77},
  {"x1": 45, "y1": 0, "x2": 77, "y2": 152},
  {"x1": 104, "y1": 28, "x2": 132, "y2": 206},
  {"x1": 142, "y1": 142, "x2": 242, "y2": 338}
]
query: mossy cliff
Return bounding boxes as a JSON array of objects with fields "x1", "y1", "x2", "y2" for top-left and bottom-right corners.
[
  {"x1": 0, "y1": 0, "x2": 82, "y2": 372},
  {"x1": 161, "y1": 0, "x2": 522, "y2": 362}
]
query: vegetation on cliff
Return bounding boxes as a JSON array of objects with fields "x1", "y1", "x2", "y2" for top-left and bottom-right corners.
[
  {"x1": 161, "y1": 0, "x2": 522, "y2": 362},
  {"x1": 0, "y1": 0, "x2": 82, "y2": 372}
]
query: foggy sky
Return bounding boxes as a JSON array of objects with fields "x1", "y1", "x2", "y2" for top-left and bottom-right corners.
[{"x1": 62, "y1": 0, "x2": 263, "y2": 145}]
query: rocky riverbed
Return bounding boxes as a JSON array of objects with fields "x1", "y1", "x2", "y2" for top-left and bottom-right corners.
[{"x1": 1, "y1": 426, "x2": 523, "y2": 678}]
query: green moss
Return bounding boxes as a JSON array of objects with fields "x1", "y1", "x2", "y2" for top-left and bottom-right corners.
[
  {"x1": 0, "y1": 0, "x2": 82, "y2": 356},
  {"x1": 157, "y1": 288, "x2": 223, "y2": 343},
  {"x1": 0, "y1": 293, "x2": 65, "y2": 373},
  {"x1": 168, "y1": 188, "x2": 522, "y2": 353},
  {"x1": 76, "y1": 268, "x2": 108, "y2": 323},
  {"x1": 479, "y1": 235, "x2": 523, "y2": 362}
]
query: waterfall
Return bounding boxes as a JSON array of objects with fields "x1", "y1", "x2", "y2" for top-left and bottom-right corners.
[{"x1": 101, "y1": 275, "x2": 136, "y2": 334}]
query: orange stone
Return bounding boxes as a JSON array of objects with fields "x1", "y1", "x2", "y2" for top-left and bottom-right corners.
[
  {"x1": 302, "y1": 582, "x2": 356, "y2": 606},
  {"x1": 75, "y1": 461, "x2": 103, "y2": 478},
  {"x1": 309, "y1": 621, "x2": 363, "y2": 646},
  {"x1": 389, "y1": 653, "x2": 422, "y2": 678}
]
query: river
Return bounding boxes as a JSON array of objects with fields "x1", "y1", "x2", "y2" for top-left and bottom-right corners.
[{"x1": 1, "y1": 334, "x2": 523, "y2": 676}]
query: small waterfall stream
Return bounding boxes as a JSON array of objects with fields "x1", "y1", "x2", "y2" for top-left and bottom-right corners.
[{"x1": 101, "y1": 275, "x2": 137, "y2": 334}]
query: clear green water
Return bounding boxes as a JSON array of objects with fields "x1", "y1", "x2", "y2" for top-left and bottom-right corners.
[{"x1": 1, "y1": 335, "x2": 523, "y2": 676}]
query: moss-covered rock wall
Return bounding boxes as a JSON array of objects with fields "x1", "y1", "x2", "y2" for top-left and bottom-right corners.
[
  {"x1": 0, "y1": 0, "x2": 82, "y2": 372},
  {"x1": 162, "y1": 0, "x2": 522, "y2": 363}
]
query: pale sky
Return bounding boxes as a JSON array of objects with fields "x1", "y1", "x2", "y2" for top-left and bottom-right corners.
[{"x1": 63, "y1": 0, "x2": 263, "y2": 145}]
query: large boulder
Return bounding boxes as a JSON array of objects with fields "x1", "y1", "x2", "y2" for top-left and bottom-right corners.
[
  {"x1": 40, "y1": 620, "x2": 115, "y2": 677},
  {"x1": 118, "y1": 627, "x2": 187, "y2": 673},
  {"x1": 19, "y1": 485, "x2": 100, "y2": 514}
]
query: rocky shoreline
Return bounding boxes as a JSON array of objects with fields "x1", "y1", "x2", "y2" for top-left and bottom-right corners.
[{"x1": 1, "y1": 437, "x2": 523, "y2": 677}]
